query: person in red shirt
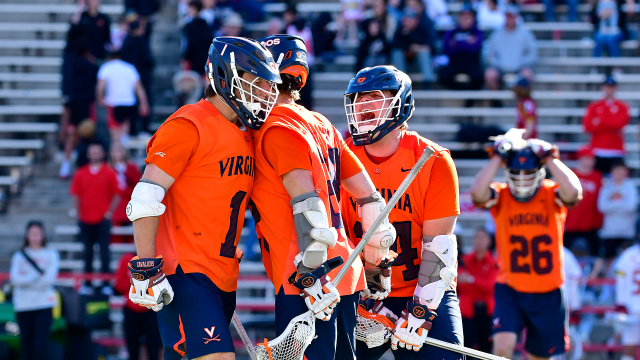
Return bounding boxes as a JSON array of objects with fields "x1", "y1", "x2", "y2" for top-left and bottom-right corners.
[
  {"x1": 582, "y1": 76, "x2": 629, "y2": 174},
  {"x1": 512, "y1": 76, "x2": 537, "y2": 140},
  {"x1": 70, "y1": 142, "x2": 120, "y2": 277},
  {"x1": 457, "y1": 228, "x2": 498, "y2": 354},
  {"x1": 564, "y1": 146, "x2": 603, "y2": 257},
  {"x1": 109, "y1": 143, "x2": 141, "y2": 243},
  {"x1": 114, "y1": 253, "x2": 162, "y2": 360}
]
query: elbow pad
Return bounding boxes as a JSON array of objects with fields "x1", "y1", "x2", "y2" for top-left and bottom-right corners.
[
  {"x1": 357, "y1": 192, "x2": 396, "y2": 266},
  {"x1": 127, "y1": 181, "x2": 166, "y2": 222},
  {"x1": 291, "y1": 191, "x2": 338, "y2": 272},
  {"x1": 414, "y1": 235, "x2": 458, "y2": 310}
]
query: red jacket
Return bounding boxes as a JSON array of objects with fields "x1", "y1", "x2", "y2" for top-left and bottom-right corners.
[
  {"x1": 457, "y1": 251, "x2": 498, "y2": 318},
  {"x1": 565, "y1": 170, "x2": 603, "y2": 232},
  {"x1": 114, "y1": 252, "x2": 149, "y2": 313},
  {"x1": 112, "y1": 162, "x2": 142, "y2": 224},
  {"x1": 70, "y1": 164, "x2": 119, "y2": 224},
  {"x1": 583, "y1": 98, "x2": 629, "y2": 154}
]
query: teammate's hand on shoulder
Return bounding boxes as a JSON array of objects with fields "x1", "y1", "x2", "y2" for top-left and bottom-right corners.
[
  {"x1": 289, "y1": 256, "x2": 343, "y2": 321},
  {"x1": 391, "y1": 299, "x2": 436, "y2": 352},
  {"x1": 128, "y1": 256, "x2": 174, "y2": 312},
  {"x1": 361, "y1": 251, "x2": 397, "y2": 300},
  {"x1": 527, "y1": 138, "x2": 559, "y2": 163}
]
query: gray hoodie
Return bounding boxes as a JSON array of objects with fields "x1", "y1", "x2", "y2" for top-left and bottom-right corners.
[
  {"x1": 597, "y1": 178, "x2": 638, "y2": 239},
  {"x1": 10, "y1": 247, "x2": 59, "y2": 312},
  {"x1": 484, "y1": 23, "x2": 538, "y2": 72}
]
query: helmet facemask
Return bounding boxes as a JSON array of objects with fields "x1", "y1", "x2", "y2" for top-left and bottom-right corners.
[
  {"x1": 505, "y1": 167, "x2": 546, "y2": 201},
  {"x1": 345, "y1": 88, "x2": 403, "y2": 141},
  {"x1": 209, "y1": 51, "x2": 279, "y2": 128}
]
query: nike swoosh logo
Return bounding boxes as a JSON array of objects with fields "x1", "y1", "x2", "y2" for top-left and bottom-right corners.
[{"x1": 401, "y1": 168, "x2": 411, "y2": 172}]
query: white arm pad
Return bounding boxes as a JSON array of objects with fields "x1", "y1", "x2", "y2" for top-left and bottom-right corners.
[
  {"x1": 127, "y1": 182, "x2": 167, "y2": 222},
  {"x1": 358, "y1": 192, "x2": 396, "y2": 266},
  {"x1": 414, "y1": 235, "x2": 458, "y2": 310},
  {"x1": 291, "y1": 194, "x2": 338, "y2": 270}
]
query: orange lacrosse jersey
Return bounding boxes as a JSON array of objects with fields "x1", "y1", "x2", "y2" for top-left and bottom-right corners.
[
  {"x1": 146, "y1": 99, "x2": 254, "y2": 293},
  {"x1": 251, "y1": 103, "x2": 367, "y2": 296},
  {"x1": 481, "y1": 180, "x2": 567, "y2": 293},
  {"x1": 341, "y1": 131, "x2": 460, "y2": 297}
]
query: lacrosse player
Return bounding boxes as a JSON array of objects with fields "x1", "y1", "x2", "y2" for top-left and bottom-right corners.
[
  {"x1": 614, "y1": 220, "x2": 640, "y2": 360},
  {"x1": 126, "y1": 37, "x2": 281, "y2": 360},
  {"x1": 250, "y1": 34, "x2": 395, "y2": 360},
  {"x1": 340, "y1": 65, "x2": 464, "y2": 360},
  {"x1": 470, "y1": 132, "x2": 582, "y2": 360}
]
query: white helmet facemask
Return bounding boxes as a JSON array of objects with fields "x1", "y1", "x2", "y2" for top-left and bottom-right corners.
[
  {"x1": 345, "y1": 88, "x2": 403, "y2": 137},
  {"x1": 211, "y1": 51, "x2": 280, "y2": 122},
  {"x1": 505, "y1": 167, "x2": 546, "y2": 200}
]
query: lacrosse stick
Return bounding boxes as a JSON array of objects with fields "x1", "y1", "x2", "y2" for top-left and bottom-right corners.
[
  {"x1": 232, "y1": 312, "x2": 257, "y2": 360},
  {"x1": 243, "y1": 146, "x2": 436, "y2": 360},
  {"x1": 423, "y1": 337, "x2": 509, "y2": 360}
]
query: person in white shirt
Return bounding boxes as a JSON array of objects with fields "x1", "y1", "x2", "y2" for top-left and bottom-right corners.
[
  {"x1": 597, "y1": 161, "x2": 638, "y2": 263},
  {"x1": 10, "y1": 221, "x2": 60, "y2": 360},
  {"x1": 96, "y1": 51, "x2": 150, "y2": 145},
  {"x1": 614, "y1": 236, "x2": 640, "y2": 360}
]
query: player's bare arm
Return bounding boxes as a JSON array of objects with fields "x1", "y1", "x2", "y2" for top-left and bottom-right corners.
[
  {"x1": 132, "y1": 163, "x2": 175, "y2": 258},
  {"x1": 342, "y1": 170, "x2": 377, "y2": 198},
  {"x1": 470, "y1": 156, "x2": 503, "y2": 205},
  {"x1": 545, "y1": 158, "x2": 582, "y2": 204}
]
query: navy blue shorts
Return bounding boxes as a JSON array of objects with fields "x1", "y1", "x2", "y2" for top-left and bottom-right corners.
[
  {"x1": 157, "y1": 266, "x2": 236, "y2": 360},
  {"x1": 492, "y1": 283, "x2": 568, "y2": 357},
  {"x1": 275, "y1": 287, "x2": 359, "y2": 360},
  {"x1": 356, "y1": 291, "x2": 465, "y2": 360}
]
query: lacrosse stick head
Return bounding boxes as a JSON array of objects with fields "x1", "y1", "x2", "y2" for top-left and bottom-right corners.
[
  {"x1": 355, "y1": 303, "x2": 396, "y2": 348},
  {"x1": 255, "y1": 311, "x2": 316, "y2": 360}
]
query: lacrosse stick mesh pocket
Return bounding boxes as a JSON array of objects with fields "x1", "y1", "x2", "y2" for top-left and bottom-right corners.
[
  {"x1": 255, "y1": 312, "x2": 316, "y2": 360},
  {"x1": 355, "y1": 305, "x2": 396, "y2": 348}
]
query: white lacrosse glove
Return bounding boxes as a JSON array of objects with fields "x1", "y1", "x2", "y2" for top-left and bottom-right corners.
[
  {"x1": 487, "y1": 128, "x2": 527, "y2": 160},
  {"x1": 361, "y1": 251, "x2": 397, "y2": 300},
  {"x1": 391, "y1": 300, "x2": 436, "y2": 352},
  {"x1": 128, "y1": 256, "x2": 174, "y2": 312},
  {"x1": 527, "y1": 138, "x2": 560, "y2": 163},
  {"x1": 356, "y1": 297, "x2": 399, "y2": 348},
  {"x1": 289, "y1": 256, "x2": 343, "y2": 321}
]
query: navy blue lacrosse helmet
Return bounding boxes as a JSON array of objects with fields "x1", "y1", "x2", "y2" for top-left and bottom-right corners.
[
  {"x1": 504, "y1": 147, "x2": 546, "y2": 201},
  {"x1": 205, "y1": 36, "x2": 282, "y2": 130},
  {"x1": 257, "y1": 34, "x2": 309, "y2": 90},
  {"x1": 344, "y1": 65, "x2": 415, "y2": 146}
]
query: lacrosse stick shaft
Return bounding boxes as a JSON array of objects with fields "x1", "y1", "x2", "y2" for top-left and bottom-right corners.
[
  {"x1": 424, "y1": 338, "x2": 508, "y2": 360},
  {"x1": 232, "y1": 312, "x2": 257, "y2": 360},
  {"x1": 333, "y1": 146, "x2": 435, "y2": 286}
]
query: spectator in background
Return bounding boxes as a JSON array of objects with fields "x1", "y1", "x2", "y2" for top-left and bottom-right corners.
[
  {"x1": 613, "y1": 225, "x2": 640, "y2": 360},
  {"x1": 74, "y1": 0, "x2": 111, "y2": 61},
  {"x1": 356, "y1": 18, "x2": 390, "y2": 69},
  {"x1": 565, "y1": 146, "x2": 603, "y2": 257},
  {"x1": 125, "y1": 0, "x2": 160, "y2": 40},
  {"x1": 114, "y1": 252, "x2": 162, "y2": 360},
  {"x1": 199, "y1": 0, "x2": 222, "y2": 32},
  {"x1": 543, "y1": 0, "x2": 579, "y2": 22},
  {"x1": 121, "y1": 16, "x2": 154, "y2": 136},
  {"x1": 512, "y1": 76, "x2": 537, "y2": 139},
  {"x1": 583, "y1": 76, "x2": 629, "y2": 174},
  {"x1": 110, "y1": 15, "x2": 131, "y2": 52},
  {"x1": 391, "y1": 4, "x2": 436, "y2": 87},
  {"x1": 60, "y1": 39, "x2": 99, "y2": 179},
  {"x1": 266, "y1": 17, "x2": 285, "y2": 36},
  {"x1": 363, "y1": 0, "x2": 398, "y2": 43},
  {"x1": 484, "y1": 5, "x2": 537, "y2": 93},
  {"x1": 75, "y1": 118, "x2": 108, "y2": 169},
  {"x1": 217, "y1": 0, "x2": 265, "y2": 24},
  {"x1": 181, "y1": 0, "x2": 213, "y2": 77},
  {"x1": 439, "y1": 5, "x2": 484, "y2": 90},
  {"x1": 477, "y1": 0, "x2": 505, "y2": 30},
  {"x1": 285, "y1": 7, "x2": 316, "y2": 109},
  {"x1": 311, "y1": 12, "x2": 337, "y2": 59},
  {"x1": 340, "y1": 0, "x2": 364, "y2": 44},
  {"x1": 109, "y1": 143, "x2": 141, "y2": 243},
  {"x1": 457, "y1": 228, "x2": 497, "y2": 354},
  {"x1": 591, "y1": 0, "x2": 632, "y2": 58},
  {"x1": 598, "y1": 160, "x2": 638, "y2": 264},
  {"x1": 10, "y1": 221, "x2": 59, "y2": 360},
  {"x1": 424, "y1": 0, "x2": 454, "y2": 29},
  {"x1": 96, "y1": 51, "x2": 150, "y2": 145},
  {"x1": 70, "y1": 143, "x2": 120, "y2": 286},
  {"x1": 214, "y1": 11, "x2": 245, "y2": 37}
]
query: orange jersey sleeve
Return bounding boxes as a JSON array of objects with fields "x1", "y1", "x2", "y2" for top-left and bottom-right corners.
[
  {"x1": 423, "y1": 151, "x2": 460, "y2": 220},
  {"x1": 146, "y1": 119, "x2": 200, "y2": 179},
  {"x1": 339, "y1": 141, "x2": 365, "y2": 180},
  {"x1": 262, "y1": 125, "x2": 312, "y2": 177}
]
